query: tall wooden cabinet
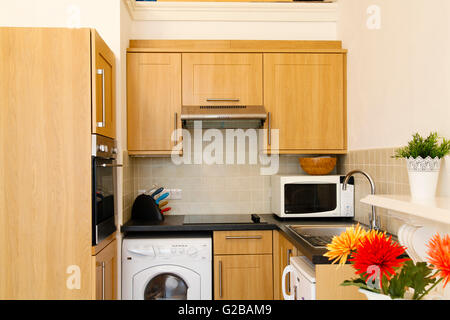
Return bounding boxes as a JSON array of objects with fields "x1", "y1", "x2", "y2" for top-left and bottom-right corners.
[
  {"x1": 127, "y1": 53, "x2": 182, "y2": 155},
  {"x1": 0, "y1": 28, "x2": 116, "y2": 299}
]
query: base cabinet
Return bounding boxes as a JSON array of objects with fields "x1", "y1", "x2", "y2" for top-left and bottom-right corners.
[
  {"x1": 315, "y1": 264, "x2": 367, "y2": 300},
  {"x1": 273, "y1": 231, "x2": 299, "y2": 300},
  {"x1": 92, "y1": 239, "x2": 117, "y2": 300},
  {"x1": 214, "y1": 255, "x2": 273, "y2": 300},
  {"x1": 213, "y1": 231, "x2": 273, "y2": 300}
]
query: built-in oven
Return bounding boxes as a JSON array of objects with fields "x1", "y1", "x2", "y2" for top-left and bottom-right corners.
[
  {"x1": 92, "y1": 134, "x2": 120, "y2": 245},
  {"x1": 271, "y1": 175, "x2": 355, "y2": 219}
]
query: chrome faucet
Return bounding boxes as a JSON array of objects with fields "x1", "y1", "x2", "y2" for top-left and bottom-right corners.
[{"x1": 342, "y1": 170, "x2": 380, "y2": 231}]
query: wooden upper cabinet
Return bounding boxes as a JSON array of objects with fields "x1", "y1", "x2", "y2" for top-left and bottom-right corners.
[
  {"x1": 127, "y1": 53, "x2": 182, "y2": 154},
  {"x1": 92, "y1": 30, "x2": 116, "y2": 139},
  {"x1": 264, "y1": 53, "x2": 346, "y2": 153},
  {"x1": 0, "y1": 28, "x2": 93, "y2": 299},
  {"x1": 182, "y1": 53, "x2": 263, "y2": 106}
]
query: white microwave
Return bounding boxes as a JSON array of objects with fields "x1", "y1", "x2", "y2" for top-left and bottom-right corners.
[{"x1": 271, "y1": 175, "x2": 354, "y2": 218}]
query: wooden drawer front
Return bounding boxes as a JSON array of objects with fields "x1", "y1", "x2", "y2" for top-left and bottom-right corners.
[
  {"x1": 214, "y1": 255, "x2": 273, "y2": 300},
  {"x1": 213, "y1": 231, "x2": 272, "y2": 255},
  {"x1": 182, "y1": 53, "x2": 263, "y2": 106}
]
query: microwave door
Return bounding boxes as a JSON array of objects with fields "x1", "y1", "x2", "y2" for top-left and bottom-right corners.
[{"x1": 284, "y1": 183, "x2": 338, "y2": 215}]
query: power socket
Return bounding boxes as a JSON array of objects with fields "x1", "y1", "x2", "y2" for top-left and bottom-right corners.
[{"x1": 167, "y1": 189, "x2": 182, "y2": 200}]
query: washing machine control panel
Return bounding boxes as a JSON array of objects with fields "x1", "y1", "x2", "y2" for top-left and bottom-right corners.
[{"x1": 128, "y1": 243, "x2": 210, "y2": 260}]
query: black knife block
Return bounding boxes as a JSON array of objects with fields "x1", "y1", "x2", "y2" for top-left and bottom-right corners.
[{"x1": 131, "y1": 194, "x2": 164, "y2": 222}]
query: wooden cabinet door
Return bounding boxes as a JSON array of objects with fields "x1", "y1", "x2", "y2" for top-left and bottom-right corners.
[
  {"x1": 182, "y1": 53, "x2": 263, "y2": 106},
  {"x1": 127, "y1": 53, "x2": 182, "y2": 155},
  {"x1": 93, "y1": 239, "x2": 117, "y2": 300},
  {"x1": 264, "y1": 53, "x2": 346, "y2": 153},
  {"x1": 273, "y1": 231, "x2": 298, "y2": 300},
  {"x1": 214, "y1": 255, "x2": 273, "y2": 300},
  {"x1": 92, "y1": 30, "x2": 116, "y2": 139},
  {"x1": 316, "y1": 264, "x2": 367, "y2": 300}
]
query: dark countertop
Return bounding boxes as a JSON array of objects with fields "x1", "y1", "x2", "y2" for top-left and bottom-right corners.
[
  {"x1": 121, "y1": 215, "x2": 278, "y2": 232},
  {"x1": 121, "y1": 214, "x2": 358, "y2": 265}
]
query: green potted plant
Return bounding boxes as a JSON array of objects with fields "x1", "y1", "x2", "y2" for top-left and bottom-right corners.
[{"x1": 394, "y1": 132, "x2": 450, "y2": 199}]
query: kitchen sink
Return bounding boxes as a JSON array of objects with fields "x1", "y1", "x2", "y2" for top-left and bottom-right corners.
[{"x1": 286, "y1": 224, "x2": 368, "y2": 248}]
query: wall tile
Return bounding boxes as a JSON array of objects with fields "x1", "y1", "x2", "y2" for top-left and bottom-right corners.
[{"x1": 339, "y1": 148, "x2": 410, "y2": 235}]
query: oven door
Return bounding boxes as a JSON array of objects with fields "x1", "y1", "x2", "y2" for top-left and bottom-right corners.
[
  {"x1": 283, "y1": 181, "x2": 340, "y2": 217},
  {"x1": 92, "y1": 157, "x2": 117, "y2": 245}
]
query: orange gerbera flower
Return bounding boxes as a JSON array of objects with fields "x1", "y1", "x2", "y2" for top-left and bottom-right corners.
[
  {"x1": 324, "y1": 224, "x2": 368, "y2": 265},
  {"x1": 427, "y1": 233, "x2": 450, "y2": 288}
]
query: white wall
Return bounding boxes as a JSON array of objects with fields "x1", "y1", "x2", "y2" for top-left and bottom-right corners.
[{"x1": 338, "y1": 0, "x2": 450, "y2": 196}]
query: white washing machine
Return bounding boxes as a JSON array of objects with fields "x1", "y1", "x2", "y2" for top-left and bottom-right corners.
[{"x1": 122, "y1": 236, "x2": 212, "y2": 300}]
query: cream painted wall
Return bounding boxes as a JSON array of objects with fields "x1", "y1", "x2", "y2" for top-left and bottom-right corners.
[
  {"x1": 131, "y1": 20, "x2": 337, "y2": 40},
  {"x1": 338, "y1": 0, "x2": 450, "y2": 196}
]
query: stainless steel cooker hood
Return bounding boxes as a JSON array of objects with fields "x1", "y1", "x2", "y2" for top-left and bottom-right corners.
[{"x1": 181, "y1": 105, "x2": 267, "y2": 129}]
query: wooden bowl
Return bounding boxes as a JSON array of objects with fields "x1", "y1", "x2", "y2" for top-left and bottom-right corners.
[{"x1": 299, "y1": 157, "x2": 337, "y2": 175}]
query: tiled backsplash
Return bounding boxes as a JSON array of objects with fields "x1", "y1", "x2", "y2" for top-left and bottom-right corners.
[
  {"x1": 337, "y1": 147, "x2": 410, "y2": 235},
  {"x1": 122, "y1": 154, "x2": 327, "y2": 223},
  {"x1": 123, "y1": 147, "x2": 411, "y2": 236}
]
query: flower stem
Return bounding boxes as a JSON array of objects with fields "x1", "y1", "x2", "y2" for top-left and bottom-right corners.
[{"x1": 417, "y1": 278, "x2": 443, "y2": 300}]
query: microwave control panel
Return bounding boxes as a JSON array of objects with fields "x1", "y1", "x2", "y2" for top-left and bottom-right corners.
[{"x1": 340, "y1": 183, "x2": 355, "y2": 217}]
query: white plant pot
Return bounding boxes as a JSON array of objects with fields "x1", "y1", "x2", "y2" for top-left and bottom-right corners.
[
  {"x1": 359, "y1": 289, "x2": 393, "y2": 300},
  {"x1": 406, "y1": 157, "x2": 441, "y2": 200},
  {"x1": 359, "y1": 289, "x2": 416, "y2": 300}
]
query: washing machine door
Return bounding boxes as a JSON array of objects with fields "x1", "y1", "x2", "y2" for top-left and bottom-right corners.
[{"x1": 133, "y1": 265, "x2": 201, "y2": 300}]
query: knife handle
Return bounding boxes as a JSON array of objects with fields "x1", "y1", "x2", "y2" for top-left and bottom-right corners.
[
  {"x1": 161, "y1": 207, "x2": 171, "y2": 214},
  {"x1": 156, "y1": 193, "x2": 169, "y2": 205},
  {"x1": 150, "y1": 187, "x2": 164, "y2": 198},
  {"x1": 159, "y1": 200, "x2": 169, "y2": 209}
]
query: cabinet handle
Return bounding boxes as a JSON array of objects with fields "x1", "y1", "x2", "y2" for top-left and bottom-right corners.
[
  {"x1": 225, "y1": 236, "x2": 262, "y2": 240},
  {"x1": 101, "y1": 261, "x2": 106, "y2": 300},
  {"x1": 97, "y1": 164, "x2": 123, "y2": 168},
  {"x1": 174, "y1": 112, "x2": 178, "y2": 145},
  {"x1": 206, "y1": 98, "x2": 240, "y2": 102},
  {"x1": 267, "y1": 112, "x2": 271, "y2": 146},
  {"x1": 286, "y1": 249, "x2": 292, "y2": 295},
  {"x1": 97, "y1": 69, "x2": 106, "y2": 128},
  {"x1": 219, "y1": 260, "x2": 223, "y2": 298}
]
